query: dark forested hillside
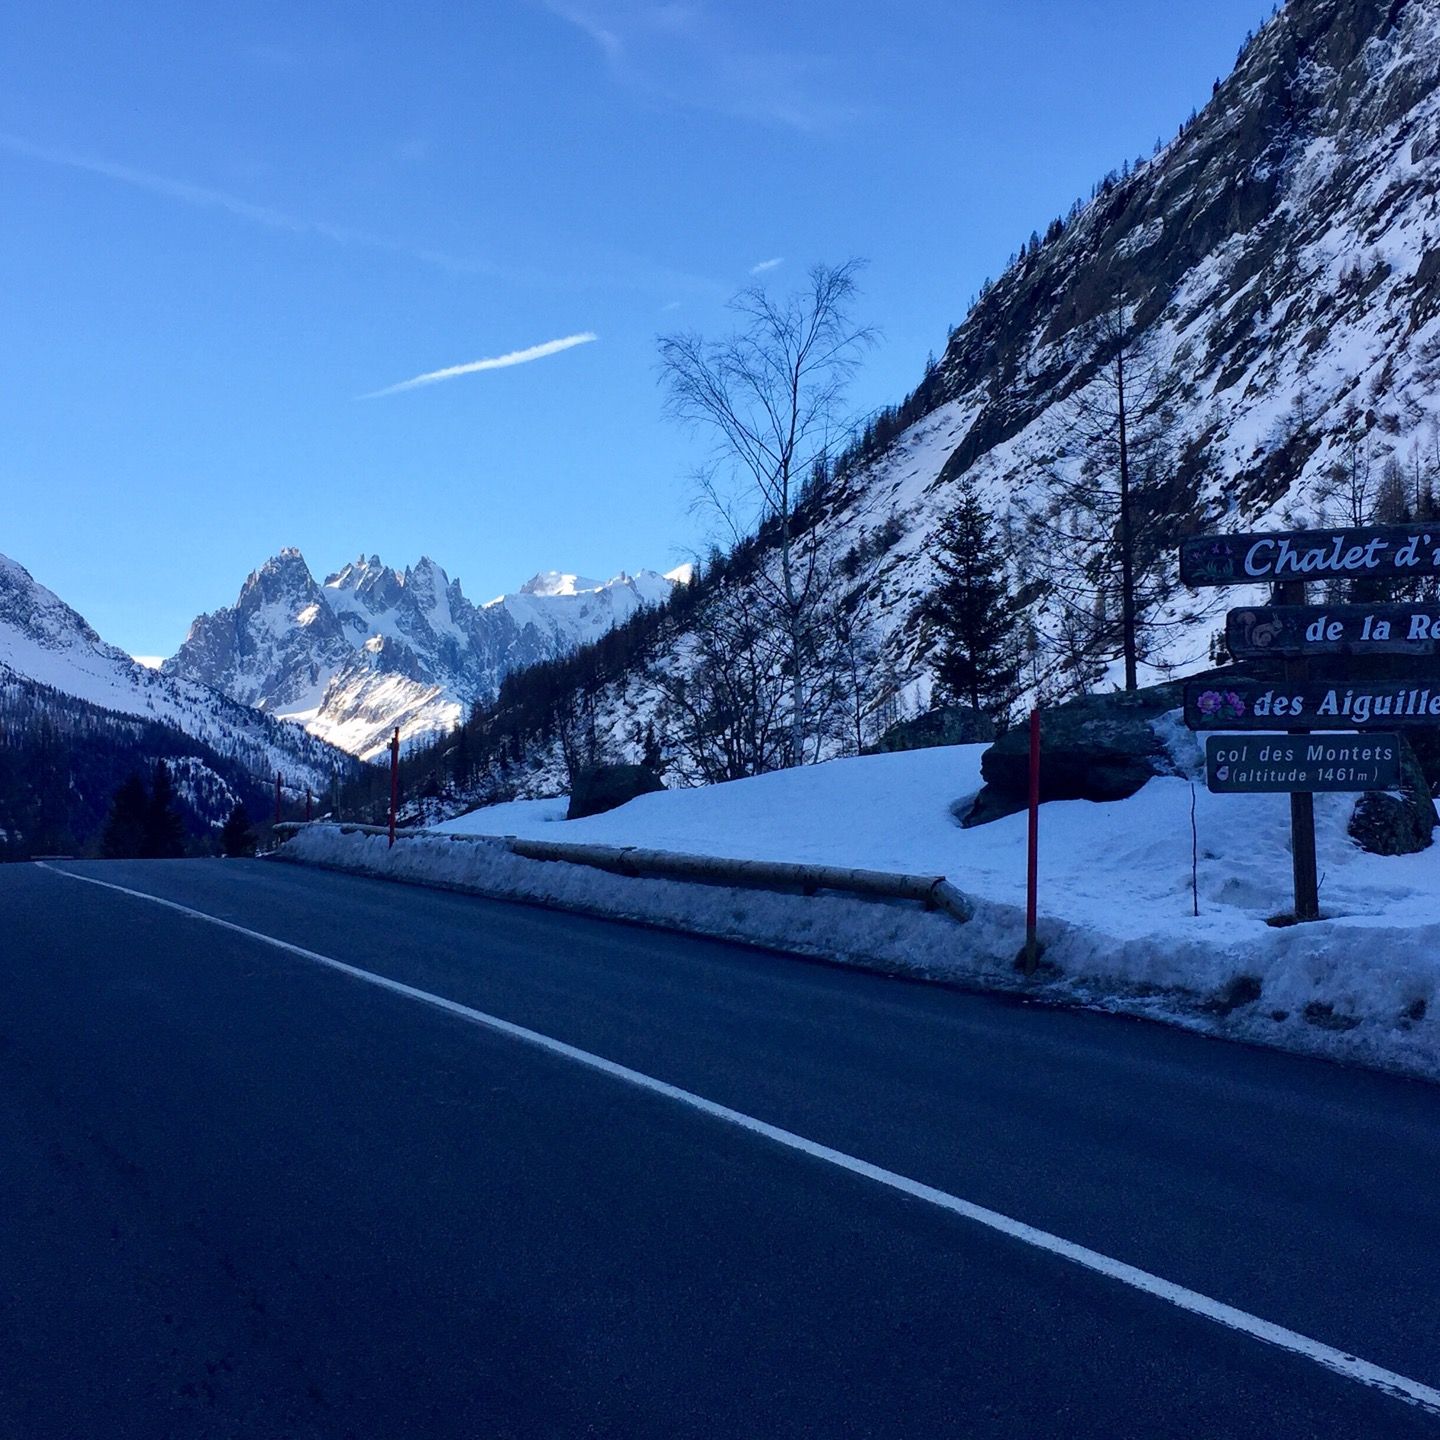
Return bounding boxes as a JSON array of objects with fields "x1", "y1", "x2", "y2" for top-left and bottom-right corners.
[{"x1": 0, "y1": 672, "x2": 350, "y2": 860}]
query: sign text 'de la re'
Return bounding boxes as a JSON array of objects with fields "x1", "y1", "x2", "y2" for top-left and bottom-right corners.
[
  {"x1": 1180, "y1": 525, "x2": 1440, "y2": 587},
  {"x1": 1226, "y1": 604, "x2": 1440, "y2": 658}
]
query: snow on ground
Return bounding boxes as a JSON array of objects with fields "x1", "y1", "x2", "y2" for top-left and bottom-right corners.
[{"x1": 285, "y1": 738, "x2": 1439, "y2": 1082}]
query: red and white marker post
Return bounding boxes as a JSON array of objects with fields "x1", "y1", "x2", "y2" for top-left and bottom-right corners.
[
  {"x1": 1023, "y1": 708, "x2": 1041, "y2": 976},
  {"x1": 388, "y1": 727, "x2": 400, "y2": 847}
]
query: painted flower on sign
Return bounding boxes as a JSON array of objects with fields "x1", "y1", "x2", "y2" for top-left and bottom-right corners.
[{"x1": 1196, "y1": 690, "x2": 1247, "y2": 720}]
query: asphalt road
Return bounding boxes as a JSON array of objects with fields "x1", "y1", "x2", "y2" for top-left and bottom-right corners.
[{"x1": 1, "y1": 858, "x2": 1437, "y2": 1439}]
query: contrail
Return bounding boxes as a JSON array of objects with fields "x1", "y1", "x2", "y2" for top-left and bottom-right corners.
[
  {"x1": 360, "y1": 332, "x2": 599, "y2": 398},
  {"x1": 0, "y1": 131, "x2": 498, "y2": 276}
]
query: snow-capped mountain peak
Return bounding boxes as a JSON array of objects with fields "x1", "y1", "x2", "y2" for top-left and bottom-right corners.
[
  {"x1": 516, "y1": 570, "x2": 604, "y2": 598},
  {"x1": 167, "y1": 552, "x2": 683, "y2": 759}
]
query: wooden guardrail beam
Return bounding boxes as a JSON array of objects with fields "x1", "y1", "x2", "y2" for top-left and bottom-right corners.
[{"x1": 272, "y1": 822, "x2": 973, "y2": 925}]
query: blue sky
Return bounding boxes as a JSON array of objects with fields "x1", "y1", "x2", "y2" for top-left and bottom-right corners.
[{"x1": 0, "y1": 0, "x2": 1274, "y2": 656}]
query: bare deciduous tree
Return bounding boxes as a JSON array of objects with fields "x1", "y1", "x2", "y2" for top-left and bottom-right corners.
[
  {"x1": 645, "y1": 583, "x2": 791, "y2": 783},
  {"x1": 659, "y1": 261, "x2": 875, "y2": 766}
]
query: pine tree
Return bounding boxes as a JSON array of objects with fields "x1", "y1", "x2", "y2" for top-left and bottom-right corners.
[
  {"x1": 101, "y1": 773, "x2": 149, "y2": 858},
  {"x1": 220, "y1": 801, "x2": 256, "y2": 858},
  {"x1": 143, "y1": 760, "x2": 187, "y2": 858},
  {"x1": 640, "y1": 721, "x2": 663, "y2": 773},
  {"x1": 922, "y1": 479, "x2": 1020, "y2": 725},
  {"x1": 450, "y1": 724, "x2": 473, "y2": 788}
]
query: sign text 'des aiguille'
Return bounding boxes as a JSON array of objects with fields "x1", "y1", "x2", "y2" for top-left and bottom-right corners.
[{"x1": 1184, "y1": 679, "x2": 1440, "y2": 729}]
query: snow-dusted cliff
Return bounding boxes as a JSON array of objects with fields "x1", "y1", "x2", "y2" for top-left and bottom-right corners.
[
  {"x1": 166, "y1": 551, "x2": 686, "y2": 760},
  {"x1": 840, "y1": 0, "x2": 1440, "y2": 693}
]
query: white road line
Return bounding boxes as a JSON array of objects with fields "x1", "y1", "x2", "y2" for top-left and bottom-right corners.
[{"x1": 38, "y1": 862, "x2": 1440, "y2": 1418}]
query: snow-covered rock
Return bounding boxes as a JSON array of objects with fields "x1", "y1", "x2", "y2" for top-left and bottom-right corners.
[{"x1": 166, "y1": 551, "x2": 685, "y2": 761}]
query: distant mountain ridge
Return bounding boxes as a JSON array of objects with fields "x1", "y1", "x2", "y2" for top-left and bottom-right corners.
[
  {"x1": 165, "y1": 550, "x2": 688, "y2": 760},
  {"x1": 0, "y1": 551, "x2": 357, "y2": 854}
]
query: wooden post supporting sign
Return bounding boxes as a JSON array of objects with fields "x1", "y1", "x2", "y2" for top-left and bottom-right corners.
[{"x1": 1274, "y1": 579, "x2": 1320, "y2": 922}]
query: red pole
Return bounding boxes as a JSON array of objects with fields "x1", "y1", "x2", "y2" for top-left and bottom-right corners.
[
  {"x1": 274, "y1": 772, "x2": 282, "y2": 826},
  {"x1": 388, "y1": 726, "x2": 400, "y2": 848},
  {"x1": 1024, "y1": 708, "x2": 1041, "y2": 976}
]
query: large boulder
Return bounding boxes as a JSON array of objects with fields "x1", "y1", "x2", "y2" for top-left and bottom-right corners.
[
  {"x1": 1348, "y1": 738, "x2": 1437, "y2": 856},
  {"x1": 963, "y1": 685, "x2": 1183, "y2": 827},
  {"x1": 567, "y1": 764, "x2": 665, "y2": 821},
  {"x1": 869, "y1": 705, "x2": 996, "y2": 754}
]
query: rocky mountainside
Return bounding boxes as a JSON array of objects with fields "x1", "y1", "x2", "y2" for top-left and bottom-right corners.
[
  {"x1": 0, "y1": 552, "x2": 356, "y2": 851},
  {"x1": 166, "y1": 551, "x2": 686, "y2": 760},
  {"x1": 404, "y1": 0, "x2": 1440, "y2": 804},
  {"x1": 675, "y1": 0, "x2": 1440, "y2": 708},
  {"x1": 837, "y1": 0, "x2": 1440, "y2": 691}
]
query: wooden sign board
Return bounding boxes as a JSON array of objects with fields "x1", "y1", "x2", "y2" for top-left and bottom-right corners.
[
  {"x1": 1180, "y1": 525, "x2": 1440, "y2": 588},
  {"x1": 1205, "y1": 734, "x2": 1401, "y2": 793},
  {"x1": 1227, "y1": 604, "x2": 1440, "y2": 659},
  {"x1": 1184, "y1": 679, "x2": 1440, "y2": 730}
]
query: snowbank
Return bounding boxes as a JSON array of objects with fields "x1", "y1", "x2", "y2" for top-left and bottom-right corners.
[{"x1": 283, "y1": 741, "x2": 1439, "y2": 1082}]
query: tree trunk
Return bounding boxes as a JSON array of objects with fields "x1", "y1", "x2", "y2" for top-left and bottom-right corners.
[
  {"x1": 778, "y1": 490, "x2": 806, "y2": 768},
  {"x1": 1115, "y1": 339, "x2": 1138, "y2": 692}
]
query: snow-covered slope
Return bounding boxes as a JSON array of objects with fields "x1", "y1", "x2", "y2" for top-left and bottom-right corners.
[
  {"x1": 0, "y1": 552, "x2": 353, "y2": 795},
  {"x1": 840, "y1": 0, "x2": 1440, "y2": 690},
  {"x1": 166, "y1": 551, "x2": 686, "y2": 761},
  {"x1": 452, "y1": 0, "x2": 1440, "y2": 796}
]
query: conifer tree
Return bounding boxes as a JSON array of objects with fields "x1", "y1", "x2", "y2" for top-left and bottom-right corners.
[
  {"x1": 143, "y1": 760, "x2": 187, "y2": 858},
  {"x1": 220, "y1": 801, "x2": 256, "y2": 858},
  {"x1": 1020, "y1": 298, "x2": 1203, "y2": 691},
  {"x1": 921, "y1": 478, "x2": 1019, "y2": 725},
  {"x1": 102, "y1": 773, "x2": 149, "y2": 859}
]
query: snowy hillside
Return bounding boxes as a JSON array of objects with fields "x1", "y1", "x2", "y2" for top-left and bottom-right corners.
[
  {"x1": 166, "y1": 551, "x2": 687, "y2": 761},
  {"x1": 0, "y1": 551, "x2": 353, "y2": 799},
  {"x1": 839, "y1": 0, "x2": 1440, "y2": 691},
  {"x1": 429, "y1": 0, "x2": 1440, "y2": 801}
]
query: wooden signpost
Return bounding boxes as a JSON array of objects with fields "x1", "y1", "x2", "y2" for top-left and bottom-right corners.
[
  {"x1": 1179, "y1": 524, "x2": 1440, "y2": 587},
  {"x1": 1180, "y1": 523, "x2": 1440, "y2": 923},
  {"x1": 1227, "y1": 604, "x2": 1440, "y2": 659}
]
